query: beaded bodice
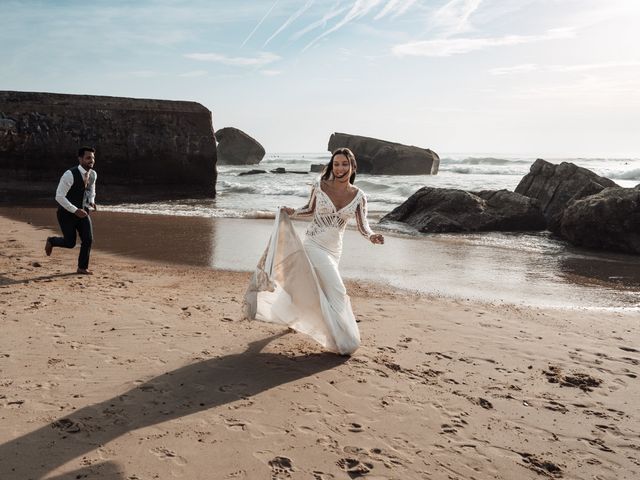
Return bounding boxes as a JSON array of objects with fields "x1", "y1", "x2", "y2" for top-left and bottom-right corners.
[{"x1": 293, "y1": 181, "x2": 374, "y2": 241}]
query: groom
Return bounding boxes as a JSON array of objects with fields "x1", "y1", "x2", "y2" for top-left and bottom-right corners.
[{"x1": 45, "y1": 146, "x2": 98, "y2": 274}]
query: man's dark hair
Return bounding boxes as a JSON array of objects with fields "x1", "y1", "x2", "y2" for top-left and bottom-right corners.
[{"x1": 77, "y1": 146, "x2": 96, "y2": 158}]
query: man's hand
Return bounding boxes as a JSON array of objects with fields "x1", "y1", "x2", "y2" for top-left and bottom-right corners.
[
  {"x1": 75, "y1": 209, "x2": 88, "y2": 218},
  {"x1": 89, "y1": 202, "x2": 97, "y2": 211}
]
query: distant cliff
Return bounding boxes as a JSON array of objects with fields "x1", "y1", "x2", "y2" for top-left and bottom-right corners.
[{"x1": 0, "y1": 91, "x2": 217, "y2": 202}]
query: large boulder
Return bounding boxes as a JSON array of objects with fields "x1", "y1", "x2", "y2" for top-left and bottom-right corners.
[
  {"x1": 0, "y1": 90, "x2": 217, "y2": 201},
  {"x1": 515, "y1": 159, "x2": 618, "y2": 232},
  {"x1": 215, "y1": 127, "x2": 265, "y2": 165},
  {"x1": 559, "y1": 185, "x2": 640, "y2": 254},
  {"x1": 327, "y1": 132, "x2": 439, "y2": 175},
  {"x1": 381, "y1": 187, "x2": 546, "y2": 233}
]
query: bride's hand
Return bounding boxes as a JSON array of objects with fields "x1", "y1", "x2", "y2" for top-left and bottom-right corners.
[
  {"x1": 370, "y1": 233, "x2": 384, "y2": 245},
  {"x1": 281, "y1": 207, "x2": 295, "y2": 215}
]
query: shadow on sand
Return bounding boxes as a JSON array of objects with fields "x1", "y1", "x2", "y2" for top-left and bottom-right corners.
[
  {"x1": 0, "y1": 334, "x2": 347, "y2": 479},
  {"x1": 0, "y1": 272, "x2": 78, "y2": 286}
]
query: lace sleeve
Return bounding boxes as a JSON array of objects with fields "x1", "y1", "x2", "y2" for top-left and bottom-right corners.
[
  {"x1": 355, "y1": 193, "x2": 374, "y2": 239},
  {"x1": 292, "y1": 183, "x2": 317, "y2": 217}
]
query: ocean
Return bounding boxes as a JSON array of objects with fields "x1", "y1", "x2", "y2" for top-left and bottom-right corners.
[{"x1": 104, "y1": 153, "x2": 640, "y2": 220}]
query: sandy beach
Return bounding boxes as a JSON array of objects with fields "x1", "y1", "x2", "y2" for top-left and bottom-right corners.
[{"x1": 1, "y1": 213, "x2": 639, "y2": 480}]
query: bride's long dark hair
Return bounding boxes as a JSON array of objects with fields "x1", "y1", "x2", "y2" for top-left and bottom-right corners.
[{"x1": 321, "y1": 147, "x2": 357, "y2": 184}]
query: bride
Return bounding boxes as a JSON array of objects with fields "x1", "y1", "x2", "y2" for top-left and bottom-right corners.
[{"x1": 244, "y1": 148, "x2": 384, "y2": 355}]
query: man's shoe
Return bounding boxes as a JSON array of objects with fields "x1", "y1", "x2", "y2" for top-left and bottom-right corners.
[
  {"x1": 45, "y1": 239, "x2": 53, "y2": 256},
  {"x1": 76, "y1": 268, "x2": 93, "y2": 275}
]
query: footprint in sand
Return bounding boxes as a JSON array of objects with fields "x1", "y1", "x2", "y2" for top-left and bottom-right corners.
[
  {"x1": 53, "y1": 418, "x2": 82, "y2": 433},
  {"x1": 150, "y1": 447, "x2": 187, "y2": 466},
  {"x1": 368, "y1": 447, "x2": 404, "y2": 469},
  {"x1": 312, "y1": 471, "x2": 335, "y2": 480},
  {"x1": 544, "y1": 365, "x2": 602, "y2": 392},
  {"x1": 224, "y1": 418, "x2": 247, "y2": 432},
  {"x1": 545, "y1": 400, "x2": 568, "y2": 414},
  {"x1": 337, "y1": 458, "x2": 373, "y2": 478},
  {"x1": 347, "y1": 422, "x2": 364, "y2": 433},
  {"x1": 268, "y1": 456, "x2": 294, "y2": 479},
  {"x1": 343, "y1": 446, "x2": 366, "y2": 455},
  {"x1": 440, "y1": 424, "x2": 458, "y2": 434},
  {"x1": 224, "y1": 470, "x2": 247, "y2": 478},
  {"x1": 519, "y1": 453, "x2": 563, "y2": 478},
  {"x1": 579, "y1": 437, "x2": 616, "y2": 453}
]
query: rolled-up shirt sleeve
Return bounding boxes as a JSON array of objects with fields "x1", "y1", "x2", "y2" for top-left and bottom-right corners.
[
  {"x1": 55, "y1": 170, "x2": 77, "y2": 213},
  {"x1": 86, "y1": 170, "x2": 97, "y2": 206}
]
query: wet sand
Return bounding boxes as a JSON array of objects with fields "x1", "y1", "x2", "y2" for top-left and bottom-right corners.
[
  {"x1": 3, "y1": 207, "x2": 639, "y2": 309},
  {"x1": 1, "y1": 214, "x2": 639, "y2": 480}
]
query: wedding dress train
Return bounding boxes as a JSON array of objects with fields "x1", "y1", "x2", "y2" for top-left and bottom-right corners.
[{"x1": 244, "y1": 181, "x2": 374, "y2": 355}]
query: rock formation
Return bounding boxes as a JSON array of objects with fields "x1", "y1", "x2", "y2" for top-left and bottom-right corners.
[
  {"x1": 238, "y1": 169, "x2": 267, "y2": 176},
  {"x1": 514, "y1": 159, "x2": 617, "y2": 232},
  {"x1": 559, "y1": 185, "x2": 640, "y2": 254},
  {"x1": 381, "y1": 187, "x2": 546, "y2": 233},
  {"x1": 215, "y1": 127, "x2": 265, "y2": 165},
  {"x1": 327, "y1": 132, "x2": 439, "y2": 175},
  {"x1": 0, "y1": 91, "x2": 217, "y2": 201}
]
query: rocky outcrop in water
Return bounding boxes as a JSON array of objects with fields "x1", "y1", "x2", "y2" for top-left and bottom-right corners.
[
  {"x1": 559, "y1": 185, "x2": 640, "y2": 254},
  {"x1": 327, "y1": 132, "x2": 439, "y2": 175},
  {"x1": 215, "y1": 127, "x2": 265, "y2": 165},
  {"x1": 378, "y1": 158, "x2": 638, "y2": 254},
  {"x1": 0, "y1": 90, "x2": 217, "y2": 201},
  {"x1": 381, "y1": 187, "x2": 546, "y2": 233},
  {"x1": 514, "y1": 159, "x2": 617, "y2": 232}
]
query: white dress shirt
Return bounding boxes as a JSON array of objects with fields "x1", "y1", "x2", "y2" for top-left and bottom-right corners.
[{"x1": 55, "y1": 165, "x2": 97, "y2": 213}]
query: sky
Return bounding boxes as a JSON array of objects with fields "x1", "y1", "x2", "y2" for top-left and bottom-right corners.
[{"x1": 2, "y1": 0, "x2": 640, "y2": 156}]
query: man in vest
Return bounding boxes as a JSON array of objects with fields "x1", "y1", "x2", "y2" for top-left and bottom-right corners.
[{"x1": 45, "y1": 146, "x2": 98, "y2": 274}]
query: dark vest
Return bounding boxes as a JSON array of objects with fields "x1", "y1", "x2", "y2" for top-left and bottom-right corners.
[{"x1": 60, "y1": 166, "x2": 86, "y2": 211}]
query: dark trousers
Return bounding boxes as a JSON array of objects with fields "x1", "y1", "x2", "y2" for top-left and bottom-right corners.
[{"x1": 49, "y1": 208, "x2": 93, "y2": 269}]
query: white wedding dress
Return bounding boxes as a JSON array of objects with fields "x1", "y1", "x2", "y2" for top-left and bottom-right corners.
[{"x1": 244, "y1": 181, "x2": 375, "y2": 355}]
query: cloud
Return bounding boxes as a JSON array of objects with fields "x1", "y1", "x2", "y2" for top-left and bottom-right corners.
[
  {"x1": 260, "y1": 69, "x2": 282, "y2": 76},
  {"x1": 490, "y1": 64, "x2": 538, "y2": 75},
  {"x1": 510, "y1": 75, "x2": 640, "y2": 102},
  {"x1": 291, "y1": 2, "x2": 349, "y2": 40},
  {"x1": 432, "y1": 0, "x2": 482, "y2": 35},
  {"x1": 490, "y1": 61, "x2": 640, "y2": 76},
  {"x1": 264, "y1": 0, "x2": 315, "y2": 47},
  {"x1": 374, "y1": 0, "x2": 419, "y2": 20},
  {"x1": 392, "y1": 28, "x2": 576, "y2": 57},
  {"x1": 375, "y1": 0, "x2": 400, "y2": 20},
  {"x1": 128, "y1": 70, "x2": 160, "y2": 78},
  {"x1": 303, "y1": 0, "x2": 384, "y2": 51},
  {"x1": 184, "y1": 52, "x2": 281, "y2": 67},
  {"x1": 290, "y1": 0, "x2": 420, "y2": 48},
  {"x1": 392, "y1": 0, "x2": 419, "y2": 18},
  {"x1": 241, "y1": 0, "x2": 280, "y2": 47},
  {"x1": 179, "y1": 70, "x2": 208, "y2": 77},
  {"x1": 550, "y1": 61, "x2": 640, "y2": 73}
]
